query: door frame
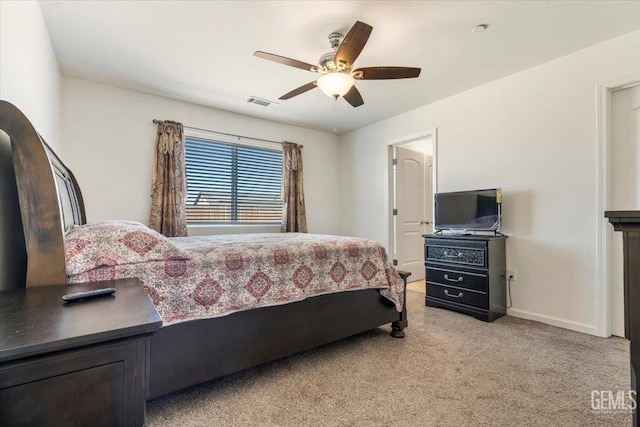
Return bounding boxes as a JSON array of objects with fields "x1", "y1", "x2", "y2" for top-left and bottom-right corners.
[
  {"x1": 597, "y1": 73, "x2": 640, "y2": 337},
  {"x1": 387, "y1": 129, "x2": 438, "y2": 269}
]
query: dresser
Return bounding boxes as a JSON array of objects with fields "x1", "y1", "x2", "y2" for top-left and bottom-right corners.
[
  {"x1": 606, "y1": 211, "x2": 640, "y2": 427},
  {"x1": 423, "y1": 234, "x2": 507, "y2": 322},
  {"x1": 0, "y1": 278, "x2": 162, "y2": 427}
]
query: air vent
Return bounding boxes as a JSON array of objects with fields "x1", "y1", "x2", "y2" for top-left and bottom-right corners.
[{"x1": 247, "y1": 96, "x2": 278, "y2": 107}]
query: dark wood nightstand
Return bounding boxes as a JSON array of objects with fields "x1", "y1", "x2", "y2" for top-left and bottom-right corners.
[{"x1": 0, "y1": 278, "x2": 162, "y2": 427}]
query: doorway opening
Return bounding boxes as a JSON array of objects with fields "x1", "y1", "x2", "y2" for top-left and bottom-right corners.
[
  {"x1": 388, "y1": 131, "x2": 437, "y2": 280},
  {"x1": 597, "y1": 74, "x2": 640, "y2": 338}
]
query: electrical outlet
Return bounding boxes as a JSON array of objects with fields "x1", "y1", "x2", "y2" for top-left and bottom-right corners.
[{"x1": 506, "y1": 268, "x2": 517, "y2": 281}]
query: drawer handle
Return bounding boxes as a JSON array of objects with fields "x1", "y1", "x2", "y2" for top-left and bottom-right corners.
[
  {"x1": 443, "y1": 251, "x2": 463, "y2": 258},
  {"x1": 444, "y1": 289, "x2": 463, "y2": 298},
  {"x1": 444, "y1": 274, "x2": 463, "y2": 283}
]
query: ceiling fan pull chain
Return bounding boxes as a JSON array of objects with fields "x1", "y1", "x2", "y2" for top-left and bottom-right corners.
[{"x1": 333, "y1": 95, "x2": 338, "y2": 132}]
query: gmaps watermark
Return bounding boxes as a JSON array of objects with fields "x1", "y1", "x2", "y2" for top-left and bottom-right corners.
[{"x1": 591, "y1": 390, "x2": 637, "y2": 412}]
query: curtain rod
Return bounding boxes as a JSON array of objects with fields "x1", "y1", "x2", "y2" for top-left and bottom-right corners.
[{"x1": 152, "y1": 119, "x2": 303, "y2": 148}]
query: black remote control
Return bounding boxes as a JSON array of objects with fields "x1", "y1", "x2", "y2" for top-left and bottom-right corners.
[{"x1": 62, "y1": 288, "x2": 116, "y2": 302}]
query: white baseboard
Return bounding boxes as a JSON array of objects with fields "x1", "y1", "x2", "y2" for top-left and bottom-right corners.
[{"x1": 507, "y1": 308, "x2": 604, "y2": 337}]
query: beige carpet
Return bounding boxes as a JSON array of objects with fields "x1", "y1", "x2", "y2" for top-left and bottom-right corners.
[{"x1": 146, "y1": 290, "x2": 631, "y2": 426}]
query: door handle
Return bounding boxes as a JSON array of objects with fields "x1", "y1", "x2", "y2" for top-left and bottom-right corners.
[{"x1": 420, "y1": 220, "x2": 432, "y2": 225}]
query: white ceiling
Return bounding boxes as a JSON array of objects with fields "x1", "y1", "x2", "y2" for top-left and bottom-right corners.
[{"x1": 40, "y1": 1, "x2": 640, "y2": 134}]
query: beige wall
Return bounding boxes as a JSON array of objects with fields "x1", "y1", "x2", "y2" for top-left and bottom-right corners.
[
  {"x1": 338, "y1": 30, "x2": 640, "y2": 336},
  {"x1": 61, "y1": 78, "x2": 341, "y2": 235},
  {"x1": 0, "y1": 0, "x2": 61, "y2": 151}
]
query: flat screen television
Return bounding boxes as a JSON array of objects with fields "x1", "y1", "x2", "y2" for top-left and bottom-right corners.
[{"x1": 434, "y1": 188, "x2": 502, "y2": 233}]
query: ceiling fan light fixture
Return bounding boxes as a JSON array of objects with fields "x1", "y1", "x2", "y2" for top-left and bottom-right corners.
[
  {"x1": 255, "y1": 20, "x2": 421, "y2": 108},
  {"x1": 317, "y1": 72, "x2": 355, "y2": 98}
]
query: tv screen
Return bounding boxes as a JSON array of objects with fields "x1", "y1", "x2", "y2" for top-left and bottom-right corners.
[{"x1": 434, "y1": 188, "x2": 501, "y2": 232}]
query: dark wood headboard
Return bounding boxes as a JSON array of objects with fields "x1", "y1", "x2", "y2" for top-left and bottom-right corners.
[
  {"x1": 0, "y1": 101, "x2": 86, "y2": 288},
  {"x1": 0, "y1": 128, "x2": 26, "y2": 290}
]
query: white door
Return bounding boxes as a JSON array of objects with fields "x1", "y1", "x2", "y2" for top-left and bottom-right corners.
[
  {"x1": 395, "y1": 147, "x2": 433, "y2": 279},
  {"x1": 611, "y1": 84, "x2": 640, "y2": 337}
]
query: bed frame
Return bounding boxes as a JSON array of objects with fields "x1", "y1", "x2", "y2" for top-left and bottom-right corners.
[{"x1": 0, "y1": 100, "x2": 408, "y2": 399}]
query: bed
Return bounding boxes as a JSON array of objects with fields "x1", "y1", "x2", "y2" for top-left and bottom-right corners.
[{"x1": 0, "y1": 100, "x2": 408, "y2": 399}]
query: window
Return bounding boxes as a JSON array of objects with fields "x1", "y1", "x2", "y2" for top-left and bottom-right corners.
[{"x1": 184, "y1": 137, "x2": 283, "y2": 224}]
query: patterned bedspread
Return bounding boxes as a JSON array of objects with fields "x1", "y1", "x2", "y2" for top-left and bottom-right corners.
[{"x1": 66, "y1": 224, "x2": 404, "y2": 326}]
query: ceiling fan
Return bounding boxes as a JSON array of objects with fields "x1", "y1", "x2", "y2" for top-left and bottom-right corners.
[{"x1": 254, "y1": 21, "x2": 421, "y2": 108}]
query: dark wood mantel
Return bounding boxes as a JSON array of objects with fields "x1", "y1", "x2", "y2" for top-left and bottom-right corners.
[{"x1": 605, "y1": 210, "x2": 640, "y2": 427}]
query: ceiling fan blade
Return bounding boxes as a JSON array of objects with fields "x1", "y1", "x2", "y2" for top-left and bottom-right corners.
[
  {"x1": 353, "y1": 67, "x2": 422, "y2": 80},
  {"x1": 279, "y1": 81, "x2": 318, "y2": 100},
  {"x1": 343, "y1": 85, "x2": 364, "y2": 108},
  {"x1": 254, "y1": 51, "x2": 317, "y2": 72},
  {"x1": 334, "y1": 21, "x2": 373, "y2": 67}
]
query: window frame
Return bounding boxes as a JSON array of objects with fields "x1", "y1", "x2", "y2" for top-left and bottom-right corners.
[{"x1": 183, "y1": 128, "x2": 283, "y2": 232}]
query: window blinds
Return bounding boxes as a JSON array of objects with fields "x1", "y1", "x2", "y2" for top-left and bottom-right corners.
[{"x1": 184, "y1": 138, "x2": 283, "y2": 223}]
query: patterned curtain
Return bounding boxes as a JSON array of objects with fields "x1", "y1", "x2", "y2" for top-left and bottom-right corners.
[
  {"x1": 281, "y1": 141, "x2": 307, "y2": 233},
  {"x1": 149, "y1": 120, "x2": 188, "y2": 237}
]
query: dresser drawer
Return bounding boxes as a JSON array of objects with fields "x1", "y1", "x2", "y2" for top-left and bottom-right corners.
[
  {"x1": 425, "y1": 244, "x2": 485, "y2": 267},
  {"x1": 426, "y1": 267, "x2": 488, "y2": 292},
  {"x1": 427, "y1": 283, "x2": 488, "y2": 309}
]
